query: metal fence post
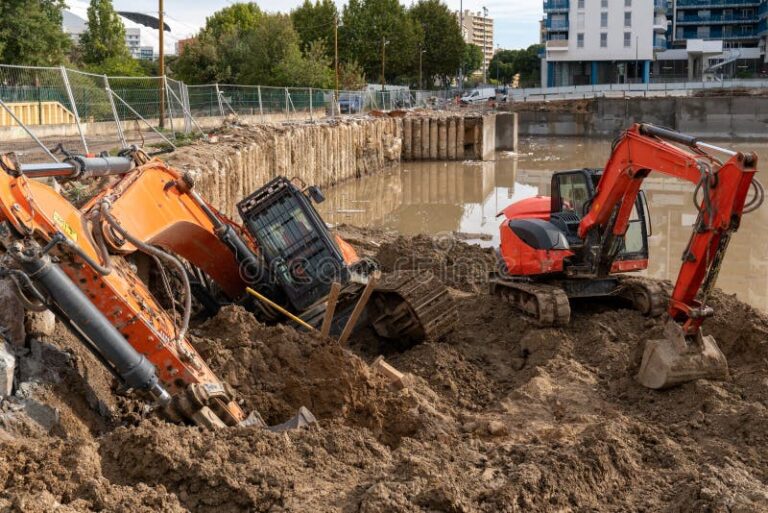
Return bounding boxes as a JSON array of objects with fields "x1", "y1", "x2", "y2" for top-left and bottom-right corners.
[
  {"x1": 285, "y1": 88, "x2": 290, "y2": 120},
  {"x1": 309, "y1": 87, "x2": 313, "y2": 121},
  {"x1": 258, "y1": 86, "x2": 264, "y2": 122},
  {"x1": 214, "y1": 83, "x2": 225, "y2": 117},
  {"x1": 60, "y1": 66, "x2": 88, "y2": 153},
  {"x1": 164, "y1": 76, "x2": 176, "y2": 138},
  {"x1": 103, "y1": 74, "x2": 126, "y2": 148},
  {"x1": 182, "y1": 82, "x2": 192, "y2": 134}
]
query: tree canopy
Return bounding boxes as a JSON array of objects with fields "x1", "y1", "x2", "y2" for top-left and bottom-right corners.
[
  {"x1": 409, "y1": 0, "x2": 464, "y2": 87},
  {"x1": 291, "y1": 0, "x2": 337, "y2": 55},
  {"x1": 80, "y1": 0, "x2": 129, "y2": 64},
  {"x1": 0, "y1": 0, "x2": 70, "y2": 66},
  {"x1": 489, "y1": 44, "x2": 543, "y2": 87},
  {"x1": 341, "y1": 0, "x2": 422, "y2": 84}
]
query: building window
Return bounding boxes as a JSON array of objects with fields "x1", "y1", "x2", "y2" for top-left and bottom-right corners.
[
  {"x1": 601, "y1": 0, "x2": 608, "y2": 8},
  {"x1": 624, "y1": 11, "x2": 631, "y2": 27},
  {"x1": 601, "y1": 33, "x2": 607, "y2": 47},
  {"x1": 625, "y1": 0, "x2": 631, "y2": 6},
  {"x1": 577, "y1": 33, "x2": 584, "y2": 47},
  {"x1": 578, "y1": 0, "x2": 584, "y2": 8},
  {"x1": 624, "y1": 32, "x2": 631, "y2": 47},
  {"x1": 601, "y1": 12, "x2": 608, "y2": 28}
]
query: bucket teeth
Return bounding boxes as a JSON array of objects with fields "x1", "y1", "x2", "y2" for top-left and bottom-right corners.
[{"x1": 637, "y1": 319, "x2": 728, "y2": 389}]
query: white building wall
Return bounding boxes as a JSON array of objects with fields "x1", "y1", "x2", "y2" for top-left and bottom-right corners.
[{"x1": 548, "y1": 0, "x2": 655, "y2": 62}]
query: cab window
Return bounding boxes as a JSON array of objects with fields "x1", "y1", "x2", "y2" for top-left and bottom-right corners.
[{"x1": 555, "y1": 172, "x2": 591, "y2": 216}]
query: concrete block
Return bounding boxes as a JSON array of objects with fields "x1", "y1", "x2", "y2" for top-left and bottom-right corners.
[
  {"x1": 438, "y1": 119, "x2": 448, "y2": 160},
  {"x1": 25, "y1": 311, "x2": 56, "y2": 338},
  {"x1": 429, "y1": 119, "x2": 438, "y2": 160},
  {"x1": 0, "y1": 344, "x2": 14, "y2": 397},
  {"x1": 447, "y1": 118, "x2": 457, "y2": 160},
  {"x1": 0, "y1": 279, "x2": 25, "y2": 346}
]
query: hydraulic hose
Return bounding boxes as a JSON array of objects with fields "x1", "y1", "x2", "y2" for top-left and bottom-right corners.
[
  {"x1": 99, "y1": 202, "x2": 193, "y2": 349},
  {"x1": 743, "y1": 178, "x2": 765, "y2": 214}
]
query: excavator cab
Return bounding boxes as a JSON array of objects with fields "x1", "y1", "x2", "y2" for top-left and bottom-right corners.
[{"x1": 549, "y1": 168, "x2": 650, "y2": 270}]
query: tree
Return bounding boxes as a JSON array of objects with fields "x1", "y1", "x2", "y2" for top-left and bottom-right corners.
[
  {"x1": 461, "y1": 44, "x2": 483, "y2": 78},
  {"x1": 489, "y1": 44, "x2": 543, "y2": 87},
  {"x1": 238, "y1": 13, "x2": 301, "y2": 85},
  {"x1": 341, "y1": 0, "x2": 422, "y2": 85},
  {"x1": 0, "y1": 0, "x2": 70, "y2": 66},
  {"x1": 175, "y1": 3, "x2": 265, "y2": 84},
  {"x1": 409, "y1": 0, "x2": 464, "y2": 88},
  {"x1": 339, "y1": 60, "x2": 366, "y2": 90},
  {"x1": 291, "y1": 0, "x2": 337, "y2": 55},
  {"x1": 203, "y1": 2, "x2": 262, "y2": 41},
  {"x1": 274, "y1": 40, "x2": 334, "y2": 88},
  {"x1": 79, "y1": 0, "x2": 130, "y2": 65}
]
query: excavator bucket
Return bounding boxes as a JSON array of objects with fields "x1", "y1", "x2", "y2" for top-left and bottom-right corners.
[{"x1": 637, "y1": 319, "x2": 728, "y2": 389}]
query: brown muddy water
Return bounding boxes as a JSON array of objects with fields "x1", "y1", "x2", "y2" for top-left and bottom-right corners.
[{"x1": 318, "y1": 136, "x2": 768, "y2": 312}]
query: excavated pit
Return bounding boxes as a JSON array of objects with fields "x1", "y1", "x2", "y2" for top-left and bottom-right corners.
[{"x1": 1, "y1": 229, "x2": 768, "y2": 512}]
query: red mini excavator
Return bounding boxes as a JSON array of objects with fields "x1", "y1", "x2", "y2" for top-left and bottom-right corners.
[{"x1": 491, "y1": 123, "x2": 763, "y2": 389}]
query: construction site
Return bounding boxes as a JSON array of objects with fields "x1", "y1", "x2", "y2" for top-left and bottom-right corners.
[{"x1": 0, "y1": 83, "x2": 767, "y2": 513}]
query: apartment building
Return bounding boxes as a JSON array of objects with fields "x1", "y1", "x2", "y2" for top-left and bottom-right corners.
[
  {"x1": 654, "y1": 0, "x2": 764, "y2": 80},
  {"x1": 542, "y1": 0, "x2": 658, "y2": 87},
  {"x1": 459, "y1": 10, "x2": 495, "y2": 77}
]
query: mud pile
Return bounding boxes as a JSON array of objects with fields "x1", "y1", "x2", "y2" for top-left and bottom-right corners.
[{"x1": 1, "y1": 232, "x2": 768, "y2": 512}]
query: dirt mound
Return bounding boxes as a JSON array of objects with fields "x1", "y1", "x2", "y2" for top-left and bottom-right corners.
[
  {"x1": 2, "y1": 232, "x2": 768, "y2": 512},
  {"x1": 375, "y1": 234, "x2": 496, "y2": 293}
]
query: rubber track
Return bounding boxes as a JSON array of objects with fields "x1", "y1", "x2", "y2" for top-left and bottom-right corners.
[
  {"x1": 617, "y1": 276, "x2": 668, "y2": 317},
  {"x1": 490, "y1": 277, "x2": 571, "y2": 326},
  {"x1": 374, "y1": 270, "x2": 458, "y2": 341}
]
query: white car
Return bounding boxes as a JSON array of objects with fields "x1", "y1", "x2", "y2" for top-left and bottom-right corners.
[{"x1": 460, "y1": 87, "x2": 496, "y2": 104}]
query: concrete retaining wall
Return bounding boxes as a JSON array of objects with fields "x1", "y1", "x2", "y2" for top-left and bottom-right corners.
[
  {"x1": 514, "y1": 96, "x2": 768, "y2": 139},
  {"x1": 168, "y1": 117, "x2": 402, "y2": 217},
  {"x1": 401, "y1": 113, "x2": 499, "y2": 161}
]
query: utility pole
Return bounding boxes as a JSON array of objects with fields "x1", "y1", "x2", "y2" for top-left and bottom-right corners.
[
  {"x1": 381, "y1": 37, "x2": 388, "y2": 92},
  {"x1": 334, "y1": 15, "x2": 339, "y2": 99},
  {"x1": 496, "y1": 44, "x2": 500, "y2": 83},
  {"x1": 482, "y1": 6, "x2": 488, "y2": 84},
  {"x1": 419, "y1": 48, "x2": 426, "y2": 90},
  {"x1": 459, "y1": 1, "x2": 463, "y2": 88},
  {"x1": 158, "y1": 0, "x2": 165, "y2": 129}
]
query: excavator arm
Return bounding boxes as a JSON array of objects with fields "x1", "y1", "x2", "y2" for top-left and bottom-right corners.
[
  {"x1": 0, "y1": 150, "x2": 306, "y2": 428},
  {"x1": 579, "y1": 124, "x2": 759, "y2": 334},
  {"x1": 577, "y1": 124, "x2": 761, "y2": 388}
]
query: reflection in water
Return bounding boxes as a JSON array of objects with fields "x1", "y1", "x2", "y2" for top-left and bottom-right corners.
[{"x1": 318, "y1": 137, "x2": 768, "y2": 312}]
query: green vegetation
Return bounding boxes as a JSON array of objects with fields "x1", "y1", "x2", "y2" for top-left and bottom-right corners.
[
  {"x1": 0, "y1": 0, "x2": 526, "y2": 89},
  {"x1": 489, "y1": 44, "x2": 543, "y2": 87},
  {"x1": 0, "y1": 0, "x2": 71, "y2": 66}
]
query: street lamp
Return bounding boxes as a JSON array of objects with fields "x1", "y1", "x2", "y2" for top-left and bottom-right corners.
[
  {"x1": 419, "y1": 48, "x2": 426, "y2": 90},
  {"x1": 381, "y1": 38, "x2": 389, "y2": 92},
  {"x1": 482, "y1": 6, "x2": 488, "y2": 84}
]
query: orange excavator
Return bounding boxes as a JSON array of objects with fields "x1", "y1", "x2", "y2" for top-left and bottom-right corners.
[
  {"x1": 492, "y1": 123, "x2": 763, "y2": 389},
  {"x1": 0, "y1": 147, "x2": 456, "y2": 428}
]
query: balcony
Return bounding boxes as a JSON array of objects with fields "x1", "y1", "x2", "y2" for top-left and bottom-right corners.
[
  {"x1": 543, "y1": 0, "x2": 569, "y2": 13},
  {"x1": 654, "y1": 35, "x2": 668, "y2": 50},
  {"x1": 546, "y1": 39, "x2": 569, "y2": 51},
  {"x1": 654, "y1": 0, "x2": 669, "y2": 13},
  {"x1": 675, "y1": 0, "x2": 759, "y2": 9},
  {"x1": 545, "y1": 17, "x2": 569, "y2": 31},
  {"x1": 654, "y1": 15, "x2": 669, "y2": 32},
  {"x1": 676, "y1": 13, "x2": 759, "y2": 24}
]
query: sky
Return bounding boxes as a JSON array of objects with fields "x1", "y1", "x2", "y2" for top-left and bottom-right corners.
[{"x1": 106, "y1": 0, "x2": 541, "y2": 50}]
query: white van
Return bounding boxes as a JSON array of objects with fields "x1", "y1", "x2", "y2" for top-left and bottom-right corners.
[{"x1": 460, "y1": 87, "x2": 495, "y2": 104}]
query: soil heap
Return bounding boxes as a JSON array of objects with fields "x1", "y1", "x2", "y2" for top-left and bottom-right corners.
[{"x1": 0, "y1": 229, "x2": 767, "y2": 512}]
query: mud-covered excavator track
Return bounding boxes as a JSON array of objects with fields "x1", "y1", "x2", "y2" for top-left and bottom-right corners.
[
  {"x1": 489, "y1": 273, "x2": 667, "y2": 327},
  {"x1": 369, "y1": 270, "x2": 458, "y2": 343},
  {"x1": 489, "y1": 275, "x2": 571, "y2": 326}
]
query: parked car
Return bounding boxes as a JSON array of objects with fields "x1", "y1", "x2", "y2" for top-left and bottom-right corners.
[
  {"x1": 460, "y1": 87, "x2": 496, "y2": 104},
  {"x1": 338, "y1": 92, "x2": 363, "y2": 113}
]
